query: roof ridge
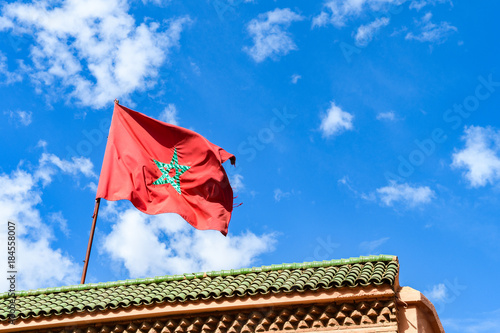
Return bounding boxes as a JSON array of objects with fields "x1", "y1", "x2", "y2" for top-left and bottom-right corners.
[{"x1": 0, "y1": 254, "x2": 397, "y2": 299}]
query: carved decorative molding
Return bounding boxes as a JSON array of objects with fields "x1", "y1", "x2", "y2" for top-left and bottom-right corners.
[{"x1": 37, "y1": 299, "x2": 397, "y2": 333}]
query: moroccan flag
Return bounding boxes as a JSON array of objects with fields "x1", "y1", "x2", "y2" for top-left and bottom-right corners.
[{"x1": 96, "y1": 103, "x2": 235, "y2": 235}]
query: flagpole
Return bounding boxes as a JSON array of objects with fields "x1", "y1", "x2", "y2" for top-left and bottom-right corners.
[{"x1": 80, "y1": 198, "x2": 101, "y2": 284}]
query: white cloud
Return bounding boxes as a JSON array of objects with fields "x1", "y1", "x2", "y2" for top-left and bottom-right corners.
[
  {"x1": 424, "y1": 283, "x2": 447, "y2": 302},
  {"x1": 0, "y1": 151, "x2": 96, "y2": 291},
  {"x1": 273, "y1": 188, "x2": 299, "y2": 202},
  {"x1": 36, "y1": 152, "x2": 96, "y2": 185},
  {"x1": 243, "y1": 8, "x2": 304, "y2": 63},
  {"x1": 409, "y1": 0, "x2": 428, "y2": 10},
  {"x1": 141, "y1": 0, "x2": 171, "y2": 6},
  {"x1": 409, "y1": 0, "x2": 427, "y2": 10},
  {"x1": 274, "y1": 188, "x2": 290, "y2": 202},
  {"x1": 230, "y1": 173, "x2": 245, "y2": 193},
  {"x1": 406, "y1": 12, "x2": 457, "y2": 44},
  {"x1": 48, "y1": 211, "x2": 70, "y2": 237},
  {"x1": 338, "y1": 176, "x2": 377, "y2": 201},
  {"x1": 354, "y1": 17, "x2": 390, "y2": 46},
  {"x1": 376, "y1": 111, "x2": 396, "y2": 121},
  {"x1": 36, "y1": 139, "x2": 48, "y2": 148},
  {"x1": 158, "y1": 103, "x2": 179, "y2": 125},
  {"x1": 85, "y1": 181, "x2": 98, "y2": 193},
  {"x1": 6, "y1": 110, "x2": 32, "y2": 126},
  {"x1": 313, "y1": 0, "x2": 456, "y2": 47},
  {"x1": 338, "y1": 176, "x2": 349, "y2": 186},
  {"x1": 359, "y1": 237, "x2": 390, "y2": 254},
  {"x1": 376, "y1": 181, "x2": 435, "y2": 207},
  {"x1": 340, "y1": 177, "x2": 433, "y2": 208},
  {"x1": 190, "y1": 61, "x2": 201, "y2": 76},
  {"x1": 319, "y1": 101, "x2": 354, "y2": 138},
  {"x1": 409, "y1": 0, "x2": 452, "y2": 11},
  {"x1": 0, "y1": 51, "x2": 22, "y2": 84},
  {"x1": 0, "y1": 0, "x2": 190, "y2": 108},
  {"x1": 101, "y1": 205, "x2": 276, "y2": 277},
  {"x1": 451, "y1": 126, "x2": 500, "y2": 187},
  {"x1": 291, "y1": 74, "x2": 301, "y2": 84},
  {"x1": 312, "y1": 0, "x2": 403, "y2": 28}
]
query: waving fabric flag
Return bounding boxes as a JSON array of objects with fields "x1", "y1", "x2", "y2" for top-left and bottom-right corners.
[{"x1": 96, "y1": 103, "x2": 235, "y2": 235}]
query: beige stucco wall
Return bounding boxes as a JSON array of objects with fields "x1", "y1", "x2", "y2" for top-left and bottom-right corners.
[{"x1": 397, "y1": 286, "x2": 445, "y2": 333}]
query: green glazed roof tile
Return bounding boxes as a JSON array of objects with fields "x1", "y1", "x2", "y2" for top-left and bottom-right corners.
[{"x1": 0, "y1": 255, "x2": 397, "y2": 321}]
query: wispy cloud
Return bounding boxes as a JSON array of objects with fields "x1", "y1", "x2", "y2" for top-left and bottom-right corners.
[
  {"x1": 339, "y1": 177, "x2": 433, "y2": 208},
  {"x1": 409, "y1": 0, "x2": 452, "y2": 11},
  {"x1": 0, "y1": 0, "x2": 190, "y2": 108},
  {"x1": 243, "y1": 8, "x2": 304, "y2": 63},
  {"x1": 423, "y1": 279, "x2": 467, "y2": 319},
  {"x1": 424, "y1": 283, "x2": 448, "y2": 302},
  {"x1": 141, "y1": 0, "x2": 172, "y2": 6},
  {"x1": 291, "y1": 74, "x2": 301, "y2": 84},
  {"x1": 338, "y1": 176, "x2": 375, "y2": 201},
  {"x1": 274, "y1": 188, "x2": 300, "y2": 202},
  {"x1": 319, "y1": 101, "x2": 354, "y2": 138},
  {"x1": 406, "y1": 12, "x2": 457, "y2": 44},
  {"x1": 36, "y1": 152, "x2": 97, "y2": 186},
  {"x1": 312, "y1": 0, "x2": 403, "y2": 28},
  {"x1": 451, "y1": 126, "x2": 500, "y2": 187},
  {"x1": 274, "y1": 188, "x2": 288, "y2": 202},
  {"x1": 0, "y1": 51, "x2": 22, "y2": 84},
  {"x1": 442, "y1": 309, "x2": 500, "y2": 333},
  {"x1": 376, "y1": 181, "x2": 435, "y2": 207},
  {"x1": 230, "y1": 173, "x2": 245, "y2": 193},
  {"x1": 359, "y1": 237, "x2": 390, "y2": 254},
  {"x1": 5, "y1": 110, "x2": 32, "y2": 126},
  {"x1": 313, "y1": 0, "x2": 456, "y2": 50},
  {"x1": 158, "y1": 103, "x2": 179, "y2": 125},
  {"x1": 48, "y1": 211, "x2": 70, "y2": 237},
  {"x1": 354, "y1": 17, "x2": 390, "y2": 46},
  {"x1": 376, "y1": 111, "x2": 396, "y2": 121}
]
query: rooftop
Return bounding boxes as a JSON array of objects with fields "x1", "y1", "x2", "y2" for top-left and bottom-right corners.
[{"x1": 0, "y1": 254, "x2": 398, "y2": 321}]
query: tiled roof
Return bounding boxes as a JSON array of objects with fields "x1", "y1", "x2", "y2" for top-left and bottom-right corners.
[{"x1": 0, "y1": 255, "x2": 398, "y2": 321}]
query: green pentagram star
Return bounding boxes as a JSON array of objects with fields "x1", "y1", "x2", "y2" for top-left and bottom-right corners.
[{"x1": 152, "y1": 148, "x2": 191, "y2": 194}]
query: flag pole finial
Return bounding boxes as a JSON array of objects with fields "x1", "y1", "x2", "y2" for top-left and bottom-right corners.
[{"x1": 114, "y1": 99, "x2": 119, "y2": 104}]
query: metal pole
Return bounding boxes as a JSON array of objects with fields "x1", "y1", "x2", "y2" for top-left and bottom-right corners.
[{"x1": 80, "y1": 198, "x2": 101, "y2": 284}]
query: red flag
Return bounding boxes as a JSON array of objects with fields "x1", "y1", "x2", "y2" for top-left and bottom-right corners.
[{"x1": 96, "y1": 103, "x2": 235, "y2": 235}]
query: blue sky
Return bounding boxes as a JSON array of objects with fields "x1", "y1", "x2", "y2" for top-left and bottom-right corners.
[{"x1": 1, "y1": 0, "x2": 499, "y2": 331}]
